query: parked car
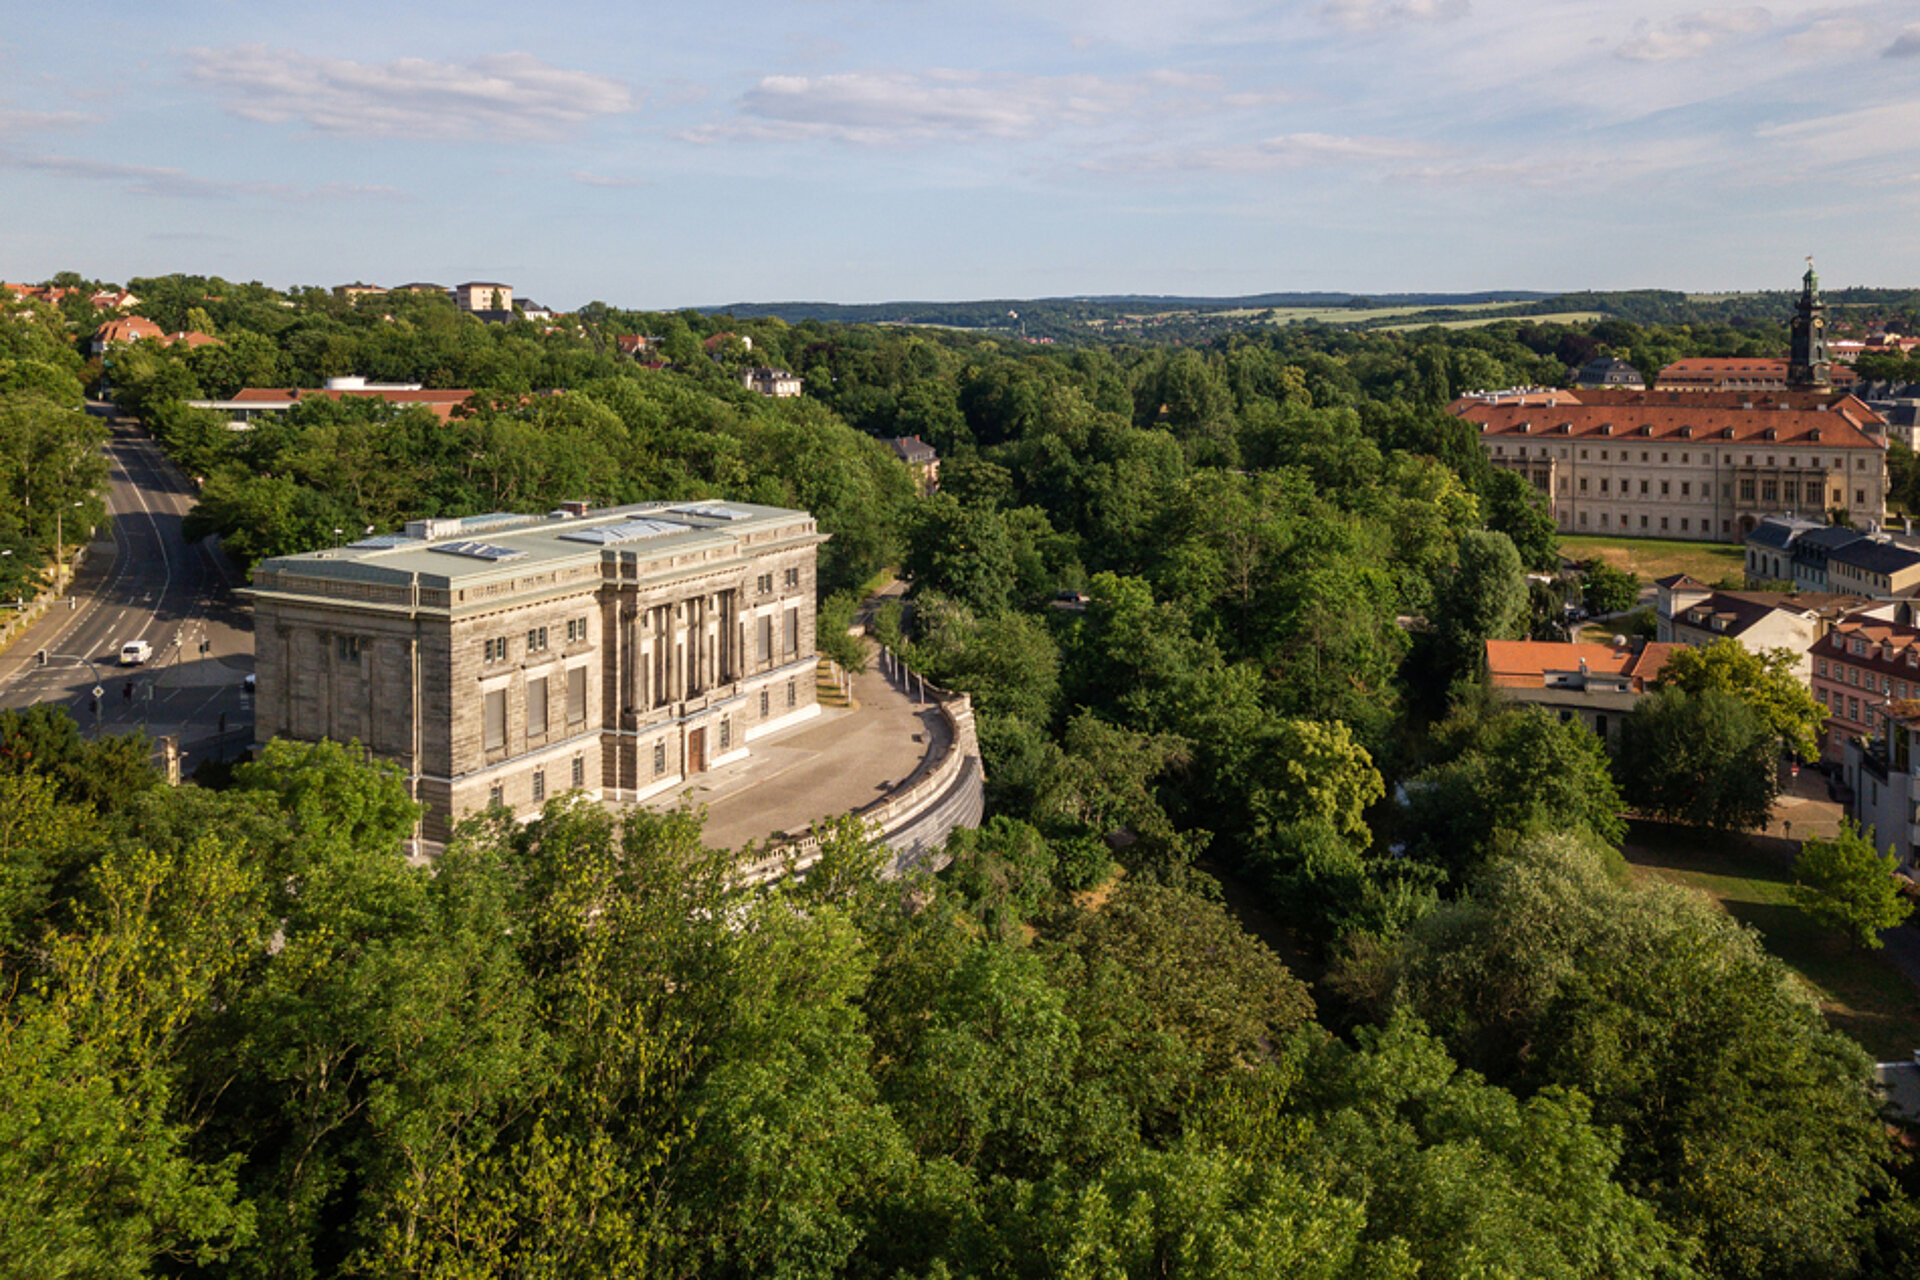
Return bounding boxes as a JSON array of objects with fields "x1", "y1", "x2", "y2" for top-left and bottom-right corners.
[{"x1": 118, "y1": 639, "x2": 152, "y2": 666}]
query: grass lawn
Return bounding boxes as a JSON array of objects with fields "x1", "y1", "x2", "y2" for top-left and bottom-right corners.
[
  {"x1": 1378, "y1": 311, "x2": 1606, "y2": 332},
  {"x1": 1622, "y1": 821, "x2": 1920, "y2": 1060},
  {"x1": 1558, "y1": 534, "x2": 1746, "y2": 586}
]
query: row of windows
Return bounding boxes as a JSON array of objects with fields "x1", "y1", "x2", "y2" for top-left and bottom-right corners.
[
  {"x1": 1819, "y1": 659, "x2": 1911, "y2": 697},
  {"x1": 1498, "y1": 444, "x2": 1868, "y2": 470},
  {"x1": 485, "y1": 618, "x2": 589, "y2": 665},
  {"x1": 487, "y1": 755, "x2": 588, "y2": 810},
  {"x1": 1575, "y1": 512, "x2": 1718, "y2": 533},
  {"x1": 756, "y1": 568, "x2": 803, "y2": 594},
  {"x1": 1817, "y1": 687, "x2": 1868, "y2": 728},
  {"x1": 483, "y1": 667, "x2": 590, "y2": 749}
]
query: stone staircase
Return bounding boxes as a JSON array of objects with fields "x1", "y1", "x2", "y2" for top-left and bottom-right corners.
[{"x1": 816, "y1": 656, "x2": 855, "y2": 709}]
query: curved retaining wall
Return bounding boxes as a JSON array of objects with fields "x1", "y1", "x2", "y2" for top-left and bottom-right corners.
[{"x1": 737, "y1": 653, "x2": 985, "y2": 883}]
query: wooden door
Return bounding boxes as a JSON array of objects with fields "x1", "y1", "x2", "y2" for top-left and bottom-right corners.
[{"x1": 688, "y1": 726, "x2": 706, "y2": 773}]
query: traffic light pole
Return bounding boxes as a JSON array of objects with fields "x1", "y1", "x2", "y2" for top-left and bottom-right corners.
[{"x1": 36, "y1": 648, "x2": 107, "y2": 734}]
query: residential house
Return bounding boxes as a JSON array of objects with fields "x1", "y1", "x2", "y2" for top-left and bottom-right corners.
[
  {"x1": 1812, "y1": 615, "x2": 1920, "y2": 760},
  {"x1": 1840, "y1": 698, "x2": 1920, "y2": 875},
  {"x1": 740, "y1": 367, "x2": 803, "y2": 398},
  {"x1": 90, "y1": 315, "x2": 165, "y2": 354},
  {"x1": 334, "y1": 283, "x2": 388, "y2": 300},
  {"x1": 1654, "y1": 578, "x2": 1857, "y2": 679},
  {"x1": 88, "y1": 289, "x2": 139, "y2": 311},
  {"x1": 456, "y1": 282, "x2": 513, "y2": 313},
  {"x1": 615, "y1": 334, "x2": 660, "y2": 359},
  {"x1": 887, "y1": 435, "x2": 941, "y2": 494},
  {"x1": 1827, "y1": 538, "x2": 1920, "y2": 600},
  {"x1": 1485, "y1": 637, "x2": 1676, "y2": 746}
]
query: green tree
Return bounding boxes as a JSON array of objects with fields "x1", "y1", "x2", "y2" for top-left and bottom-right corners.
[
  {"x1": 1579, "y1": 557, "x2": 1642, "y2": 615},
  {"x1": 1616, "y1": 686, "x2": 1778, "y2": 830},
  {"x1": 1430, "y1": 529, "x2": 1527, "y2": 678},
  {"x1": 1657, "y1": 638, "x2": 1826, "y2": 762},
  {"x1": 1791, "y1": 820, "x2": 1914, "y2": 949}
]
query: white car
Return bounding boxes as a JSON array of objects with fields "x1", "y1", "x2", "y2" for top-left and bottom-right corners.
[{"x1": 119, "y1": 640, "x2": 152, "y2": 666}]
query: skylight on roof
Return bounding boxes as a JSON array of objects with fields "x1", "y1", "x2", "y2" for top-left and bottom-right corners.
[
  {"x1": 676, "y1": 503, "x2": 750, "y2": 521},
  {"x1": 557, "y1": 518, "x2": 684, "y2": 546},
  {"x1": 431, "y1": 540, "x2": 525, "y2": 562},
  {"x1": 350, "y1": 533, "x2": 414, "y2": 550}
]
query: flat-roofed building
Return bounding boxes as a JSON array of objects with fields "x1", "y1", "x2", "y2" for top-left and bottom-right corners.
[
  {"x1": 246, "y1": 500, "x2": 827, "y2": 846},
  {"x1": 1485, "y1": 637, "x2": 1676, "y2": 745}
]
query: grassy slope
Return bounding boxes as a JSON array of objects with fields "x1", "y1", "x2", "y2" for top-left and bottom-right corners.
[
  {"x1": 1558, "y1": 534, "x2": 1747, "y2": 585},
  {"x1": 1622, "y1": 821, "x2": 1920, "y2": 1060}
]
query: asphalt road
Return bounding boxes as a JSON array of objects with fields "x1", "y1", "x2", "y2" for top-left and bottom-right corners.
[{"x1": 0, "y1": 407, "x2": 254, "y2": 774}]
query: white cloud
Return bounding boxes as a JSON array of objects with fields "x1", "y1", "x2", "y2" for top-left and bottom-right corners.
[
  {"x1": 1091, "y1": 131, "x2": 1436, "y2": 174},
  {"x1": 1784, "y1": 17, "x2": 1870, "y2": 57},
  {"x1": 1320, "y1": 0, "x2": 1470, "y2": 32},
  {"x1": 1756, "y1": 99, "x2": 1920, "y2": 165},
  {"x1": 1886, "y1": 23, "x2": 1920, "y2": 58},
  {"x1": 716, "y1": 69, "x2": 1149, "y2": 145},
  {"x1": 0, "y1": 103, "x2": 96, "y2": 135},
  {"x1": 185, "y1": 46, "x2": 636, "y2": 142},
  {"x1": 0, "y1": 150, "x2": 402, "y2": 201},
  {"x1": 1617, "y1": 7, "x2": 1771, "y2": 62}
]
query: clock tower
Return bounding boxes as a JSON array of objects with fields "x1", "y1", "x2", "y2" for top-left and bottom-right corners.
[{"x1": 1788, "y1": 260, "x2": 1831, "y2": 389}]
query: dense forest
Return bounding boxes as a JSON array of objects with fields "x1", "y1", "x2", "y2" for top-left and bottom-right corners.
[{"x1": 3, "y1": 275, "x2": 1919, "y2": 1277}]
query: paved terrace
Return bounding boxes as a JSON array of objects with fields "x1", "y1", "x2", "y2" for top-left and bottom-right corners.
[{"x1": 646, "y1": 648, "x2": 954, "y2": 853}]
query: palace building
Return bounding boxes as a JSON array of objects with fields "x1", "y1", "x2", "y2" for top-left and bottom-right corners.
[
  {"x1": 246, "y1": 501, "x2": 827, "y2": 845},
  {"x1": 1459, "y1": 264, "x2": 1887, "y2": 543}
]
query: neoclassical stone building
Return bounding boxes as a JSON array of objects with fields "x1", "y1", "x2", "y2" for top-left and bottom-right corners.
[{"x1": 247, "y1": 501, "x2": 826, "y2": 844}]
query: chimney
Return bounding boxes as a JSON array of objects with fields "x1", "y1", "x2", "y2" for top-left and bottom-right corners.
[{"x1": 560, "y1": 500, "x2": 591, "y2": 517}]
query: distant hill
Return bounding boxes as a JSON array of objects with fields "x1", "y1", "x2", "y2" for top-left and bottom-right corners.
[{"x1": 703, "y1": 291, "x2": 1555, "y2": 325}]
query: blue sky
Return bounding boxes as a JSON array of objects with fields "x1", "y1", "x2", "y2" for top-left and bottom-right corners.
[{"x1": 3, "y1": 1, "x2": 1918, "y2": 308}]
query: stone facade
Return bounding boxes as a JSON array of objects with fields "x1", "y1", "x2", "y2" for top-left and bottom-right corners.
[{"x1": 248, "y1": 502, "x2": 826, "y2": 845}]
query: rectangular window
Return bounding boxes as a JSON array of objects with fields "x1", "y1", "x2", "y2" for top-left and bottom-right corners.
[
  {"x1": 784, "y1": 606, "x2": 798, "y2": 655},
  {"x1": 787, "y1": 678, "x2": 796, "y2": 708},
  {"x1": 1681, "y1": 481, "x2": 1690, "y2": 497},
  {"x1": 1640, "y1": 479, "x2": 1649, "y2": 495},
  {"x1": 1818, "y1": 659, "x2": 1828, "y2": 677},
  {"x1": 527, "y1": 676, "x2": 548, "y2": 737},
  {"x1": 719, "y1": 719, "x2": 730, "y2": 749},
  {"x1": 1850, "y1": 697, "x2": 1860, "y2": 721},
  {"x1": 572, "y1": 755, "x2": 585, "y2": 788},
  {"x1": 484, "y1": 636, "x2": 508, "y2": 663},
  {"x1": 1579, "y1": 477, "x2": 1588, "y2": 492},
  {"x1": 1639, "y1": 515, "x2": 1648, "y2": 528},
  {"x1": 567, "y1": 666, "x2": 587, "y2": 724},
  {"x1": 1681, "y1": 518, "x2": 1689, "y2": 531},
  {"x1": 532, "y1": 769, "x2": 545, "y2": 803},
  {"x1": 1857, "y1": 489, "x2": 1866, "y2": 506},
  {"x1": 756, "y1": 573, "x2": 773, "y2": 595},
  {"x1": 1660, "y1": 481, "x2": 1670, "y2": 495},
  {"x1": 654, "y1": 741, "x2": 666, "y2": 775},
  {"x1": 1600, "y1": 478, "x2": 1610, "y2": 493},
  {"x1": 1739, "y1": 479, "x2": 1756, "y2": 502},
  {"x1": 484, "y1": 689, "x2": 506, "y2": 750},
  {"x1": 489, "y1": 784, "x2": 503, "y2": 808},
  {"x1": 567, "y1": 617, "x2": 589, "y2": 643},
  {"x1": 527, "y1": 626, "x2": 548, "y2": 653},
  {"x1": 784, "y1": 567, "x2": 799, "y2": 588},
  {"x1": 760, "y1": 690, "x2": 769, "y2": 717},
  {"x1": 1761, "y1": 480, "x2": 1777, "y2": 503},
  {"x1": 336, "y1": 635, "x2": 361, "y2": 664},
  {"x1": 757, "y1": 615, "x2": 773, "y2": 663},
  {"x1": 1660, "y1": 517, "x2": 1669, "y2": 530}
]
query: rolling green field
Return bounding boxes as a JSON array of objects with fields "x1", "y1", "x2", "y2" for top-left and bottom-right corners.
[
  {"x1": 1557, "y1": 534, "x2": 1745, "y2": 585},
  {"x1": 1380, "y1": 310, "x2": 1605, "y2": 332},
  {"x1": 1623, "y1": 822, "x2": 1920, "y2": 1060}
]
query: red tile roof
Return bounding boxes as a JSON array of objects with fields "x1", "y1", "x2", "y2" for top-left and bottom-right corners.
[
  {"x1": 92, "y1": 316, "x2": 165, "y2": 345},
  {"x1": 1456, "y1": 395, "x2": 1885, "y2": 450},
  {"x1": 1485, "y1": 639, "x2": 1676, "y2": 691},
  {"x1": 228, "y1": 387, "x2": 476, "y2": 421}
]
